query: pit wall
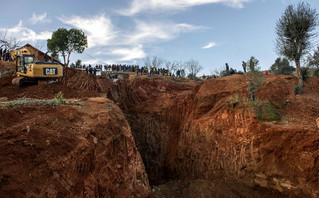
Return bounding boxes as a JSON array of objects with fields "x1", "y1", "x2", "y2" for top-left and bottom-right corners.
[
  {"x1": 0, "y1": 98, "x2": 150, "y2": 197},
  {"x1": 114, "y1": 77, "x2": 319, "y2": 197},
  {"x1": 171, "y1": 100, "x2": 319, "y2": 197}
]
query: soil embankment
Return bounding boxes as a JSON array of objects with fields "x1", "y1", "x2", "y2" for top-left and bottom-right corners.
[
  {"x1": 1, "y1": 60, "x2": 319, "y2": 197},
  {"x1": 0, "y1": 98, "x2": 150, "y2": 197}
]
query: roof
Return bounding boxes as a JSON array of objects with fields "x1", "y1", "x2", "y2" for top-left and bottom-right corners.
[{"x1": 18, "y1": 44, "x2": 64, "y2": 66}]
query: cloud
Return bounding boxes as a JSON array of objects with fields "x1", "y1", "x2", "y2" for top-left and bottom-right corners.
[
  {"x1": 120, "y1": 0, "x2": 251, "y2": 15},
  {"x1": 126, "y1": 20, "x2": 204, "y2": 44},
  {"x1": 59, "y1": 14, "x2": 203, "y2": 62},
  {"x1": 29, "y1": 12, "x2": 51, "y2": 24},
  {"x1": 58, "y1": 14, "x2": 117, "y2": 48},
  {"x1": 0, "y1": 20, "x2": 52, "y2": 42},
  {"x1": 202, "y1": 42, "x2": 218, "y2": 49},
  {"x1": 111, "y1": 44, "x2": 146, "y2": 61}
]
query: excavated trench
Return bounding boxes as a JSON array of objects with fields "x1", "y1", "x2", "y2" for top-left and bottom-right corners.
[
  {"x1": 111, "y1": 76, "x2": 319, "y2": 197},
  {"x1": 112, "y1": 78, "x2": 188, "y2": 186}
]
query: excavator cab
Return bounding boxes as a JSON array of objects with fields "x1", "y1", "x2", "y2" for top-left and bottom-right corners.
[{"x1": 16, "y1": 54, "x2": 35, "y2": 73}]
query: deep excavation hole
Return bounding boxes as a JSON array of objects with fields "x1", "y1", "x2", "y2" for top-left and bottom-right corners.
[{"x1": 125, "y1": 113, "x2": 174, "y2": 185}]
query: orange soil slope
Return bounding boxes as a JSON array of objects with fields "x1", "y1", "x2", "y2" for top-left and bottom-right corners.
[
  {"x1": 0, "y1": 98, "x2": 150, "y2": 197},
  {"x1": 171, "y1": 75, "x2": 319, "y2": 197},
  {"x1": 114, "y1": 74, "x2": 319, "y2": 197}
]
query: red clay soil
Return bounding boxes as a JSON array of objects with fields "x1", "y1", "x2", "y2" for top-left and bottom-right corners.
[
  {"x1": 1, "y1": 70, "x2": 319, "y2": 197},
  {"x1": 0, "y1": 98, "x2": 150, "y2": 197},
  {"x1": 112, "y1": 74, "x2": 319, "y2": 197},
  {"x1": 0, "y1": 61, "x2": 15, "y2": 75}
]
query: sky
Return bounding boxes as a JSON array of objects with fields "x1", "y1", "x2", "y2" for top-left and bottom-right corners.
[{"x1": 0, "y1": 0, "x2": 319, "y2": 75}]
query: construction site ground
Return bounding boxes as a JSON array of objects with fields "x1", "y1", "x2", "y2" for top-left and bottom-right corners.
[{"x1": 1, "y1": 61, "x2": 319, "y2": 197}]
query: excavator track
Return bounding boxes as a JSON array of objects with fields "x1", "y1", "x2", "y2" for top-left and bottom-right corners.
[
  {"x1": 12, "y1": 77, "x2": 25, "y2": 86},
  {"x1": 12, "y1": 77, "x2": 38, "y2": 86}
]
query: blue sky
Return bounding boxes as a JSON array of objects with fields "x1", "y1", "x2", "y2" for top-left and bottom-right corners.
[{"x1": 1, "y1": 0, "x2": 319, "y2": 75}]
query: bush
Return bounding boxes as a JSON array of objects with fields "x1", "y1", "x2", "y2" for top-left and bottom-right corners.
[
  {"x1": 313, "y1": 68, "x2": 319, "y2": 77},
  {"x1": 251, "y1": 101, "x2": 280, "y2": 121},
  {"x1": 52, "y1": 91, "x2": 66, "y2": 105},
  {"x1": 293, "y1": 84, "x2": 303, "y2": 95},
  {"x1": 301, "y1": 67, "x2": 310, "y2": 80}
]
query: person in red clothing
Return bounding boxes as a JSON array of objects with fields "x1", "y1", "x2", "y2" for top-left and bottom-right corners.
[{"x1": 265, "y1": 70, "x2": 268, "y2": 75}]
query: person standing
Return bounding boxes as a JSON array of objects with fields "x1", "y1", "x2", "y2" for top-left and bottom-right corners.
[
  {"x1": 225, "y1": 63, "x2": 229, "y2": 76},
  {"x1": 242, "y1": 61, "x2": 247, "y2": 73}
]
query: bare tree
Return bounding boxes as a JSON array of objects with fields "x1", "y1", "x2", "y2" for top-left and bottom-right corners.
[
  {"x1": 143, "y1": 56, "x2": 164, "y2": 70},
  {"x1": 184, "y1": 58, "x2": 203, "y2": 78},
  {"x1": 165, "y1": 60, "x2": 180, "y2": 75},
  {"x1": 0, "y1": 30, "x2": 20, "y2": 50}
]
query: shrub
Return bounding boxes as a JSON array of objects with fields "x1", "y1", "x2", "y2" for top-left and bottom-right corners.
[
  {"x1": 301, "y1": 67, "x2": 310, "y2": 80},
  {"x1": 293, "y1": 84, "x2": 303, "y2": 95},
  {"x1": 53, "y1": 91, "x2": 66, "y2": 105},
  {"x1": 251, "y1": 101, "x2": 280, "y2": 121}
]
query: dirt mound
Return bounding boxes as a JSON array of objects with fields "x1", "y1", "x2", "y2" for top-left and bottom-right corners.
[
  {"x1": 0, "y1": 75, "x2": 101, "y2": 99},
  {"x1": 0, "y1": 61, "x2": 15, "y2": 77},
  {"x1": 0, "y1": 98, "x2": 150, "y2": 197},
  {"x1": 61, "y1": 68, "x2": 111, "y2": 93}
]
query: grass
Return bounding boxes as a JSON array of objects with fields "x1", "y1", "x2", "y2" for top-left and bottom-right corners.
[
  {"x1": 0, "y1": 92, "x2": 82, "y2": 108},
  {"x1": 250, "y1": 100, "x2": 281, "y2": 121},
  {"x1": 226, "y1": 94, "x2": 281, "y2": 122}
]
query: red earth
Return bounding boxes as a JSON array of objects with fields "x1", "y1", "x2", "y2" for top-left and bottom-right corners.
[{"x1": 1, "y1": 60, "x2": 319, "y2": 197}]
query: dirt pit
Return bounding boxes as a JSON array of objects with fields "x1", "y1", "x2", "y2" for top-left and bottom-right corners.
[{"x1": 1, "y1": 63, "x2": 319, "y2": 197}]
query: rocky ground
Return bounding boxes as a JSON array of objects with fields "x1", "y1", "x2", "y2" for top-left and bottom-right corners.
[{"x1": 1, "y1": 61, "x2": 319, "y2": 197}]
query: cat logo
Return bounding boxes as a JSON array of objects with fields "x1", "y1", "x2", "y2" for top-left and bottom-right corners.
[{"x1": 43, "y1": 68, "x2": 57, "y2": 75}]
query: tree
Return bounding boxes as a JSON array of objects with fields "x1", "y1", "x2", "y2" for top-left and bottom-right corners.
[
  {"x1": 143, "y1": 56, "x2": 164, "y2": 70},
  {"x1": 270, "y1": 57, "x2": 295, "y2": 75},
  {"x1": 275, "y1": 2, "x2": 318, "y2": 94},
  {"x1": 47, "y1": 28, "x2": 87, "y2": 67},
  {"x1": 0, "y1": 30, "x2": 20, "y2": 50},
  {"x1": 308, "y1": 46, "x2": 319, "y2": 68},
  {"x1": 246, "y1": 56, "x2": 264, "y2": 101},
  {"x1": 75, "y1": 59, "x2": 82, "y2": 68},
  {"x1": 184, "y1": 58, "x2": 203, "y2": 79}
]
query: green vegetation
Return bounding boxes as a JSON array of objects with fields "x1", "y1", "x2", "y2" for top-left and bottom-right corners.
[
  {"x1": 251, "y1": 101, "x2": 281, "y2": 121},
  {"x1": 47, "y1": 28, "x2": 88, "y2": 66},
  {"x1": 270, "y1": 57, "x2": 295, "y2": 75},
  {"x1": 227, "y1": 95, "x2": 280, "y2": 122},
  {"x1": 246, "y1": 56, "x2": 264, "y2": 101},
  {"x1": 51, "y1": 91, "x2": 66, "y2": 106},
  {"x1": 1, "y1": 92, "x2": 82, "y2": 108},
  {"x1": 275, "y1": 2, "x2": 318, "y2": 94}
]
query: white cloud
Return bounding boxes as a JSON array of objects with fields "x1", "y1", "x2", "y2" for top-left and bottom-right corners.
[
  {"x1": 0, "y1": 20, "x2": 52, "y2": 42},
  {"x1": 58, "y1": 14, "x2": 117, "y2": 48},
  {"x1": 59, "y1": 14, "x2": 203, "y2": 62},
  {"x1": 29, "y1": 12, "x2": 51, "y2": 24},
  {"x1": 120, "y1": 0, "x2": 251, "y2": 15},
  {"x1": 111, "y1": 44, "x2": 146, "y2": 61},
  {"x1": 126, "y1": 20, "x2": 204, "y2": 44},
  {"x1": 202, "y1": 42, "x2": 218, "y2": 49}
]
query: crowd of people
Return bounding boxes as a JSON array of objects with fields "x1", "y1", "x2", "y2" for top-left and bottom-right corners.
[
  {"x1": 81, "y1": 64, "x2": 173, "y2": 76},
  {"x1": 0, "y1": 48, "x2": 12, "y2": 61}
]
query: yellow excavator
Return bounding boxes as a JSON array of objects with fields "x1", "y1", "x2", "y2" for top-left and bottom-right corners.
[{"x1": 11, "y1": 44, "x2": 63, "y2": 86}]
